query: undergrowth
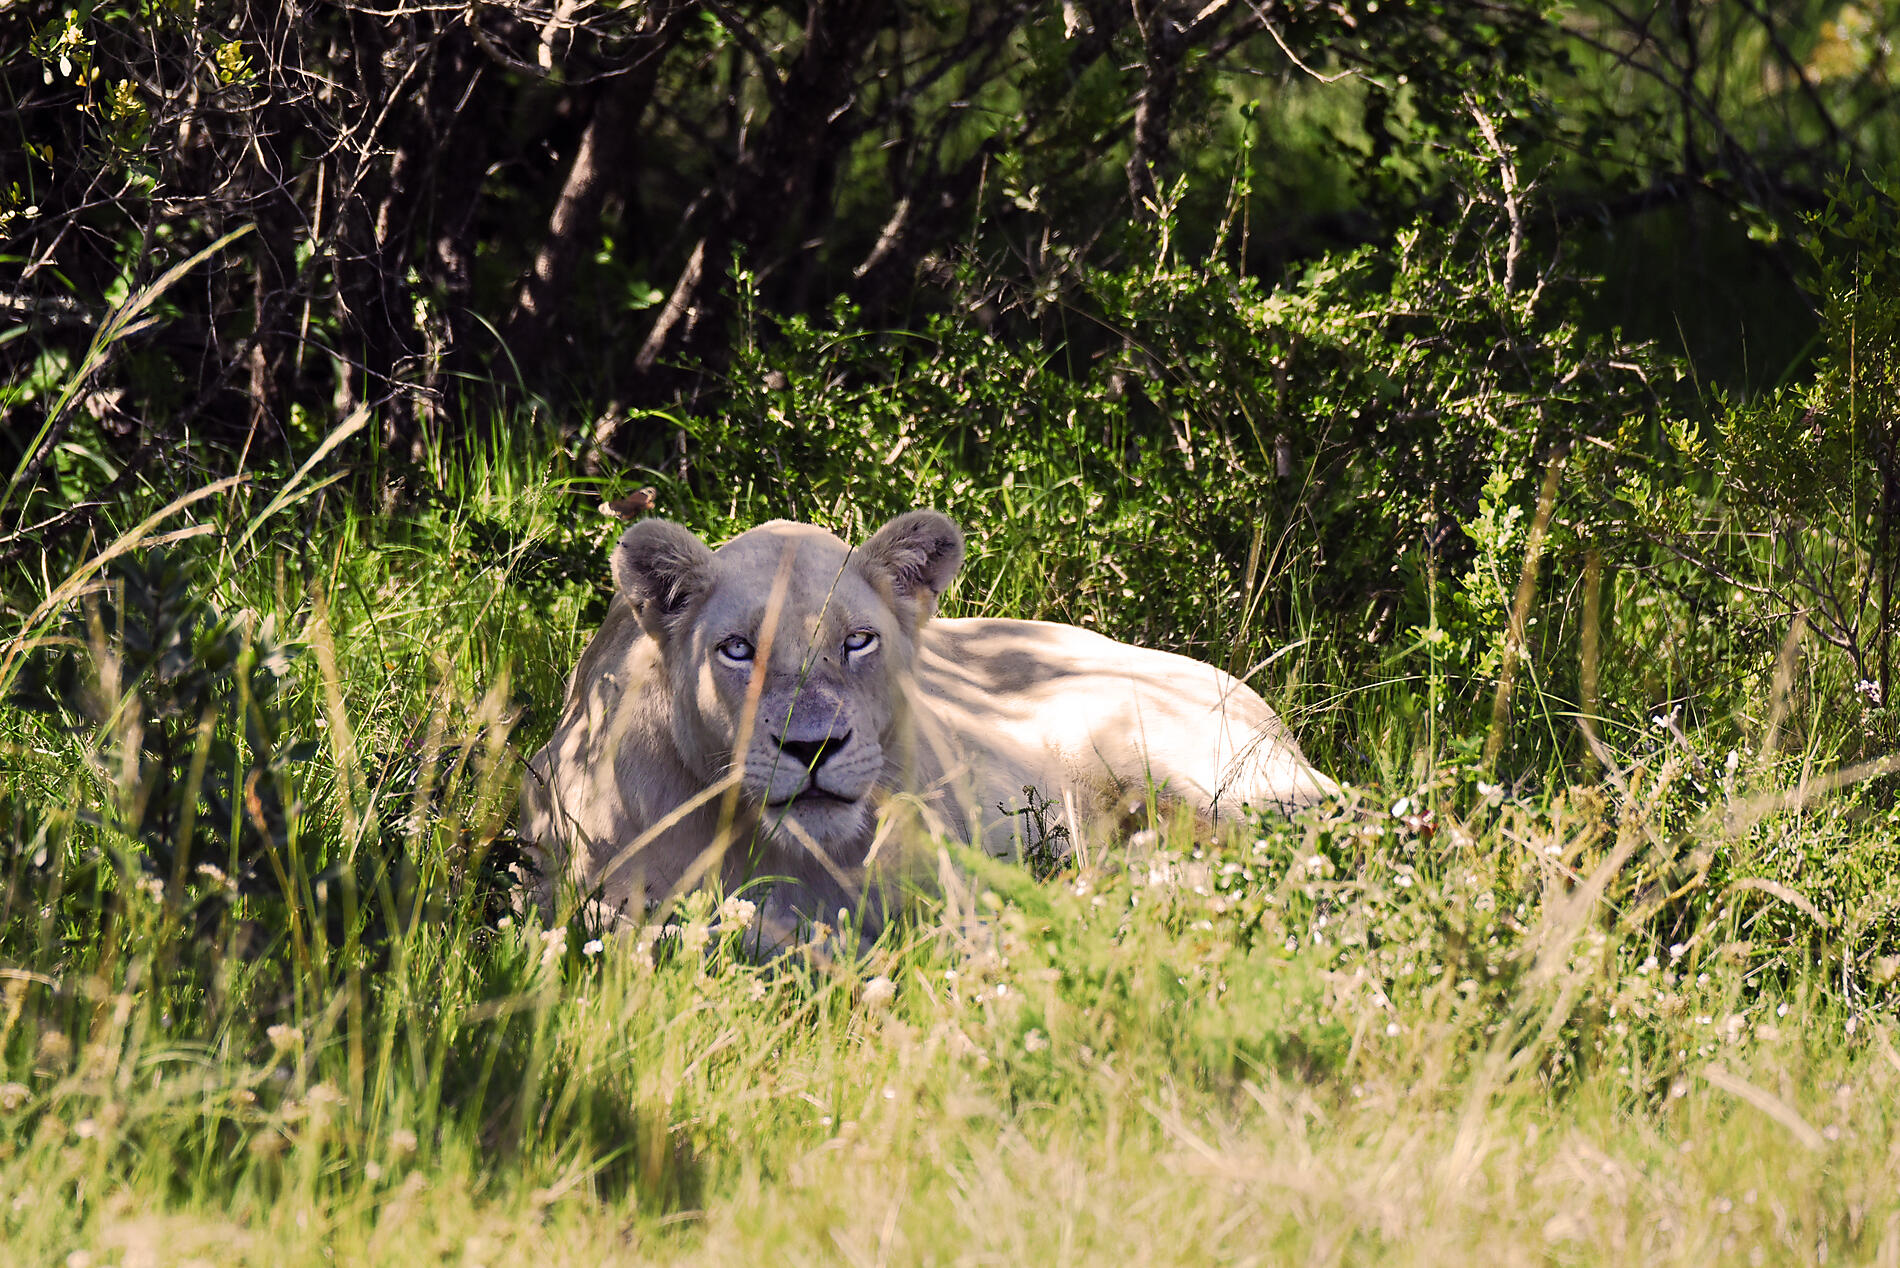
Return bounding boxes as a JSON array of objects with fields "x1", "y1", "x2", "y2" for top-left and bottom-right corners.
[{"x1": 0, "y1": 436, "x2": 1893, "y2": 1265}]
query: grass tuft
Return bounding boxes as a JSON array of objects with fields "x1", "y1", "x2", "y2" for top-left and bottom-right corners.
[{"x1": 1, "y1": 436, "x2": 1895, "y2": 1265}]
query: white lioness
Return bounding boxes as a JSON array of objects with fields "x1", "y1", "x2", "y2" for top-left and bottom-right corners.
[{"x1": 518, "y1": 510, "x2": 1337, "y2": 941}]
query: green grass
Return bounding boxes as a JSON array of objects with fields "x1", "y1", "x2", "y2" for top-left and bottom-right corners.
[{"x1": 1, "y1": 442, "x2": 1893, "y2": 1266}]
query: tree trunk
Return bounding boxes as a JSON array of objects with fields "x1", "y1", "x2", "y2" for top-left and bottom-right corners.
[
  {"x1": 505, "y1": 9, "x2": 684, "y2": 370},
  {"x1": 630, "y1": 0, "x2": 884, "y2": 398}
]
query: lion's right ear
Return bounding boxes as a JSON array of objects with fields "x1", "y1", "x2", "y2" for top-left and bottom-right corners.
[
  {"x1": 858, "y1": 510, "x2": 965, "y2": 630},
  {"x1": 611, "y1": 520, "x2": 715, "y2": 642}
]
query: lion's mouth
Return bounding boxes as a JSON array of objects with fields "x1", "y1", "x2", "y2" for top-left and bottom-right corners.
[{"x1": 765, "y1": 786, "x2": 857, "y2": 809}]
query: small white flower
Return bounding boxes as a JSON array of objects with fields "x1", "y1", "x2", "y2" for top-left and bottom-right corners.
[
  {"x1": 717, "y1": 896, "x2": 757, "y2": 932},
  {"x1": 943, "y1": 1028, "x2": 982, "y2": 1061},
  {"x1": 538, "y1": 927, "x2": 568, "y2": 968},
  {"x1": 389, "y1": 1128, "x2": 418, "y2": 1156},
  {"x1": 861, "y1": 976, "x2": 897, "y2": 1012},
  {"x1": 678, "y1": 922, "x2": 711, "y2": 954},
  {"x1": 0, "y1": 1082, "x2": 28, "y2": 1111},
  {"x1": 634, "y1": 924, "x2": 668, "y2": 969},
  {"x1": 1022, "y1": 1029, "x2": 1049, "y2": 1054},
  {"x1": 581, "y1": 939, "x2": 604, "y2": 958},
  {"x1": 266, "y1": 1024, "x2": 302, "y2": 1053}
]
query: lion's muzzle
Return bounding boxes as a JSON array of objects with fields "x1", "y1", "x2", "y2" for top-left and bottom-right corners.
[{"x1": 772, "y1": 731, "x2": 853, "y2": 772}]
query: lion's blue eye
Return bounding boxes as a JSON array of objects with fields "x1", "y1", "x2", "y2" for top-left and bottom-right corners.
[
  {"x1": 717, "y1": 636, "x2": 755, "y2": 664},
  {"x1": 843, "y1": 629, "x2": 878, "y2": 658}
]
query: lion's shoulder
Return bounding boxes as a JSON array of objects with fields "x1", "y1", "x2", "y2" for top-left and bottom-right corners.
[
  {"x1": 564, "y1": 595, "x2": 644, "y2": 688},
  {"x1": 919, "y1": 616, "x2": 1246, "y2": 706}
]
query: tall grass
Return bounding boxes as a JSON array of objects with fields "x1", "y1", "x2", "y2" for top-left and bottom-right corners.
[{"x1": 0, "y1": 413, "x2": 1893, "y2": 1265}]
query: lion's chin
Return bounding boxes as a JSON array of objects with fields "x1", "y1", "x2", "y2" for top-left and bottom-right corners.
[{"x1": 758, "y1": 793, "x2": 871, "y2": 853}]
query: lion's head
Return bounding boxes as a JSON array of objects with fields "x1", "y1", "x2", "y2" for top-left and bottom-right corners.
[{"x1": 610, "y1": 510, "x2": 965, "y2": 855}]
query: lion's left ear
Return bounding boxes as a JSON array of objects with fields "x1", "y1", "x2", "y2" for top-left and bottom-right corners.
[
  {"x1": 858, "y1": 510, "x2": 964, "y2": 623},
  {"x1": 611, "y1": 519, "x2": 716, "y2": 645}
]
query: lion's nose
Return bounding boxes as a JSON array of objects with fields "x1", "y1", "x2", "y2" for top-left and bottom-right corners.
[{"x1": 775, "y1": 732, "x2": 851, "y2": 771}]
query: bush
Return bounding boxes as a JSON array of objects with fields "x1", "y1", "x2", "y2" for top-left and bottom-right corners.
[{"x1": 8, "y1": 550, "x2": 312, "y2": 949}]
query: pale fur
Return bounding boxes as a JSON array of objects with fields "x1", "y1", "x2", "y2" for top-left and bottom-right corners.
[{"x1": 518, "y1": 511, "x2": 1338, "y2": 943}]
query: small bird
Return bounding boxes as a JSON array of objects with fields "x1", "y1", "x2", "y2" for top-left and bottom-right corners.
[{"x1": 599, "y1": 487, "x2": 659, "y2": 520}]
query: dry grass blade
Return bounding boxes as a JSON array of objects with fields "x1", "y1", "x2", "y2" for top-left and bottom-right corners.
[
  {"x1": 1760, "y1": 611, "x2": 1809, "y2": 765},
  {"x1": 1, "y1": 225, "x2": 256, "y2": 523},
  {"x1": 1700, "y1": 1064, "x2": 1827, "y2": 1152},
  {"x1": 1720, "y1": 750, "x2": 1900, "y2": 839},
  {"x1": 1723, "y1": 876, "x2": 1831, "y2": 930},
  {"x1": 579, "y1": 771, "x2": 747, "y2": 913},
  {"x1": 229, "y1": 406, "x2": 371, "y2": 555},
  {"x1": 1579, "y1": 547, "x2": 1603, "y2": 775},
  {"x1": 1485, "y1": 448, "x2": 1566, "y2": 769},
  {"x1": 656, "y1": 544, "x2": 804, "y2": 912},
  {"x1": 0, "y1": 477, "x2": 244, "y2": 689},
  {"x1": 306, "y1": 588, "x2": 367, "y2": 861}
]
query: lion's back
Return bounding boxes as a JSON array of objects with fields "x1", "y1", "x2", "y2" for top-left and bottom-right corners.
[{"x1": 916, "y1": 617, "x2": 1334, "y2": 827}]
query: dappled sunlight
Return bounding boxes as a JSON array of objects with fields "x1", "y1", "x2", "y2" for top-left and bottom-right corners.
[{"x1": 5, "y1": 3, "x2": 1900, "y2": 1253}]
